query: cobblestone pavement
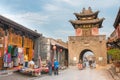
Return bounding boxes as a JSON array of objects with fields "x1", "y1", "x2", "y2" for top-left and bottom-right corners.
[{"x1": 0, "y1": 66, "x2": 114, "y2": 80}]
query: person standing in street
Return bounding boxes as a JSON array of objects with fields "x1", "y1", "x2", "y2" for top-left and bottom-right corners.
[
  {"x1": 54, "y1": 59, "x2": 59, "y2": 75},
  {"x1": 24, "y1": 54, "x2": 28, "y2": 67},
  {"x1": 47, "y1": 60, "x2": 52, "y2": 75}
]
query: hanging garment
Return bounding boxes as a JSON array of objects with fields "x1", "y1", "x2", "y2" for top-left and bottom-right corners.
[
  {"x1": 3, "y1": 53, "x2": 11, "y2": 63},
  {"x1": 3, "y1": 53, "x2": 8, "y2": 63},
  {"x1": 8, "y1": 62, "x2": 13, "y2": 68},
  {"x1": 18, "y1": 48, "x2": 23, "y2": 53},
  {"x1": 8, "y1": 45, "x2": 12, "y2": 54},
  {"x1": 7, "y1": 53, "x2": 11, "y2": 63},
  {"x1": 11, "y1": 47, "x2": 15, "y2": 56},
  {"x1": 10, "y1": 61, "x2": 13, "y2": 68},
  {"x1": 13, "y1": 57, "x2": 19, "y2": 66},
  {"x1": 18, "y1": 48, "x2": 24, "y2": 64},
  {"x1": 14, "y1": 47, "x2": 18, "y2": 57},
  {"x1": 20, "y1": 53, "x2": 24, "y2": 64},
  {"x1": 4, "y1": 62, "x2": 8, "y2": 67}
]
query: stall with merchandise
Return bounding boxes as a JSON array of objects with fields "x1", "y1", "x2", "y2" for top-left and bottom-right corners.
[{"x1": 0, "y1": 15, "x2": 41, "y2": 73}]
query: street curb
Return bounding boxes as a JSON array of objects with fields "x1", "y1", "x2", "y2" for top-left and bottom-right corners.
[{"x1": 0, "y1": 70, "x2": 16, "y2": 77}]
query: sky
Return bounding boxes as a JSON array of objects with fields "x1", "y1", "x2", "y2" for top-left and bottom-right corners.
[{"x1": 0, "y1": 0, "x2": 120, "y2": 41}]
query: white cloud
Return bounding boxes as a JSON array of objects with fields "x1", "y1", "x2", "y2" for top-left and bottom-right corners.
[
  {"x1": 2, "y1": 12, "x2": 49, "y2": 26},
  {"x1": 0, "y1": 5, "x2": 12, "y2": 14},
  {"x1": 44, "y1": 4, "x2": 61, "y2": 11},
  {"x1": 60, "y1": 0, "x2": 79, "y2": 6},
  {"x1": 58, "y1": 0, "x2": 120, "y2": 9},
  {"x1": 55, "y1": 30, "x2": 74, "y2": 35}
]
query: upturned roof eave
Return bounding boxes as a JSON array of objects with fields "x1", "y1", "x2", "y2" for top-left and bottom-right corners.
[
  {"x1": 74, "y1": 11, "x2": 99, "y2": 17},
  {"x1": 69, "y1": 18, "x2": 104, "y2": 28},
  {"x1": 70, "y1": 18, "x2": 104, "y2": 25},
  {"x1": 113, "y1": 8, "x2": 120, "y2": 29},
  {"x1": 0, "y1": 15, "x2": 41, "y2": 38}
]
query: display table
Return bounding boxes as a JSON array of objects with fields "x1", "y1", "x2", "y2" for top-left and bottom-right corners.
[
  {"x1": 19, "y1": 67, "x2": 41, "y2": 76},
  {"x1": 41, "y1": 67, "x2": 49, "y2": 74}
]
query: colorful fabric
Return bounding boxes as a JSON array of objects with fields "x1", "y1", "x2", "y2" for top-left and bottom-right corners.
[
  {"x1": 4, "y1": 62, "x2": 8, "y2": 67},
  {"x1": 7, "y1": 53, "x2": 11, "y2": 63},
  {"x1": 13, "y1": 57, "x2": 19, "y2": 66},
  {"x1": 20, "y1": 53, "x2": 24, "y2": 64},
  {"x1": 18, "y1": 48, "x2": 23, "y2": 53},
  {"x1": 8, "y1": 45, "x2": 12, "y2": 54},
  {"x1": 24, "y1": 55, "x2": 28, "y2": 62},
  {"x1": 14, "y1": 48, "x2": 18, "y2": 57},
  {"x1": 3, "y1": 54, "x2": 8, "y2": 62},
  {"x1": 8, "y1": 62, "x2": 13, "y2": 68},
  {"x1": 3, "y1": 53, "x2": 11, "y2": 63},
  {"x1": 11, "y1": 47, "x2": 15, "y2": 56}
]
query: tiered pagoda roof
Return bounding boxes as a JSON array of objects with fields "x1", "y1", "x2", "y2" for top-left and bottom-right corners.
[
  {"x1": 74, "y1": 11, "x2": 99, "y2": 19},
  {"x1": 70, "y1": 7, "x2": 105, "y2": 28},
  {"x1": 74, "y1": 7, "x2": 99, "y2": 19},
  {"x1": 70, "y1": 18, "x2": 104, "y2": 25}
]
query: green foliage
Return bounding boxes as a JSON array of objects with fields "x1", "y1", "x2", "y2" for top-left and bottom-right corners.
[{"x1": 107, "y1": 49, "x2": 120, "y2": 60}]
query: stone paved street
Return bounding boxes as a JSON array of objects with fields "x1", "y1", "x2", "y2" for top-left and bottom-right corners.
[
  {"x1": 0, "y1": 71, "x2": 37, "y2": 80},
  {"x1": 0, "y1": 66, "x2": 114, "y2": 80},
  {"x1": 34, "y1": 66, "x2": 114, "y2": 80}
]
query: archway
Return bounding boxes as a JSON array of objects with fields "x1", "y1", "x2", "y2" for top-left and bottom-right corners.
[
  {"x1": 79, "y1": 49, "x2": 96, "y2": 68},
  {"x1": 79, "y1": 49, "x2": 94, "y2": 61}
]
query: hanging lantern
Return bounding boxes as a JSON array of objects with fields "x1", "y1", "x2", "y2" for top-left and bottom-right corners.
[
  {"x1": 53, "y1": 45, "x2": 56, "y2": 50},
  {"x1": 0, "y1": 51, "x2": 1, "y2": 57},
  {"x1": 59, "y1": 49, "x2": 62, "y2": 53}
]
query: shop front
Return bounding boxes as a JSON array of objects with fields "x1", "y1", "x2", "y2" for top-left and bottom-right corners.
[
  {"x1": 50, "y1": 44, "x2": 68, "y2": 68},
  {"x1": 0, "y1": 15, "x2": 41, "y2": 71}
]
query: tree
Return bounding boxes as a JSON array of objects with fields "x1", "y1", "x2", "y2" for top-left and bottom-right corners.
[{"x1": 107, "y1": 49, "x2": 120, "y2": 61}]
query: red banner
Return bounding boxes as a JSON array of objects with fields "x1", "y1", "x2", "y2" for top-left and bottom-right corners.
[
  {"x1": 92, "y1": 27, "x2": 99, "y2": 35},
  {"x1": 75, "y1": 28, "x2": 82, "y2": 36}
]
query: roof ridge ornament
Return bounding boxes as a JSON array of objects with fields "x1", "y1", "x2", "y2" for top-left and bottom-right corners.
[
  {"x1": 82, "y1": 8, "x2": 86, "y2": 13},
  {"x1": 82, "y1": 7, "x2": 93, "y2": 14},
  {"x1": 88, "y1": 7, "x2": 92, "y2": 13}
]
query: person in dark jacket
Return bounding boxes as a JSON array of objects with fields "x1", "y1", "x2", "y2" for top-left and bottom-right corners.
[{"x1": 47, "y1": 60, "x2": 52, "y2": 75}]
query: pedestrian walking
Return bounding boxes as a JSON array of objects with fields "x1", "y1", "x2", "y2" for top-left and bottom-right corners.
[
  {"x1": 54, "y1": 59, "x2": 59, "y2": 75},
  {"x1": 89, "y1": 60, "x2": 92, "y2": 68},
  {"x1": 78, "y1": 60, "x2": 83, "y2": 70},
  {"x1": 92, "y1": 60, "x2": 96, "y2": 68},
  {"x1": 47, "y1": 60, "x2": 52, "y2": 75}
]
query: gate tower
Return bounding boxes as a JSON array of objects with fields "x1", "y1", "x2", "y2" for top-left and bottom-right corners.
[{"x1": 68, "y1": 7, "x2": 107, "y2": 66}]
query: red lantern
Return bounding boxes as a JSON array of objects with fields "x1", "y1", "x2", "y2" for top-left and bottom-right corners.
[
  {"x1": 0, "y1": 51, "x2": 1, "y2": 57},
  {"x1": 53, "y1": 45, "x2": 56, "y2": 50},
  {"x1": 60, "y1": 49, "x2": 62, "y2": 53}
]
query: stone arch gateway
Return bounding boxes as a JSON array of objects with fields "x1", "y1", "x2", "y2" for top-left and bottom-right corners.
[
  {"x1": 79, "y1": 49, "x2": 94, "y2": 61},
  {"x1": 68, "y1": 7, "x2": 107, "y2": 66}
]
